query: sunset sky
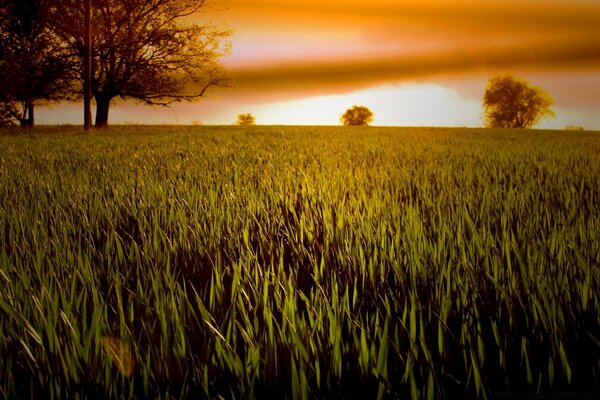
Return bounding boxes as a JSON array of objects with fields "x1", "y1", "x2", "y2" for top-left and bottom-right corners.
[{"x1": 38, "y1": 0, "x2": 600, "y2": 128}]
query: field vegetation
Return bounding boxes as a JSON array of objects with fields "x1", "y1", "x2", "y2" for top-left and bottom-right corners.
[{"x1": 0, "y1": 126, "x2": 599, "y2": 398}]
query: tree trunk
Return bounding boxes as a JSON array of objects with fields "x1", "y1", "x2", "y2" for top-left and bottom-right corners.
[
  {"x1": 95, "y1": 95, "x2": 111, "y2": 128},
  {"x1": 83, "y1": 0, "x2": 92, "y2": 130},
  {"x1": 19, "y1": 102, "x2": 34, "y2": 129},
  {"x1": 27, "y1": 103, "x2": 34, "y2": 128}
]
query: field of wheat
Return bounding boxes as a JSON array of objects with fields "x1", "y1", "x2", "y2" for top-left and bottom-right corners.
[{"x1": 0, "y1": 126, "x2": 599, "y2": 399}]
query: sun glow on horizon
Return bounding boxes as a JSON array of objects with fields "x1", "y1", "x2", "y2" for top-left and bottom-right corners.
[
  {"x1": 246, "y1": 84, "x2": 483, "y2": 127},
  {"x1": 36, "y1": 74, "x2": 600, "y2": 130}
]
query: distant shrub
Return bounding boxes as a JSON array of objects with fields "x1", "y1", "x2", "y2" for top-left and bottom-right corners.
[
  {"x1": 237, "y1": 113, "x2": 255, "y2": 126},
  {"x1": 565, "y1": 125, "x2": 584, "y2": 131}
]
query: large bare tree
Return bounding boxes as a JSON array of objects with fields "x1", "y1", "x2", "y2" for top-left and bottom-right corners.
[{"x1": 51, "y1": 0, "x2": 230, "y2": 128}]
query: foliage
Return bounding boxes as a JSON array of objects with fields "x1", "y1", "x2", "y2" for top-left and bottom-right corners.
[
  {"x1": 0, "y1": 0, "x2": 73, "y2": 128},
  {"x1": 237, "y1": 113, "x2": 256, "y2": 126},
  {"x1": 483, "y1": 75, "x2": 555, "y2": 129},
  {"x1": 0, "y1": 102, "x2": 15, "y2": 127},
  {"x1": 340, "y1": 105, "x2": 374, "y2": 126},
  {"x1": 49, "y1": 0, "x2": 231, "y2": 128},
  {"x1": 0, "y1": 126, "x2": 599, "y2": 398},
  {"x1": 565, "y1": 125, "x2": 584, "y2": 131}
]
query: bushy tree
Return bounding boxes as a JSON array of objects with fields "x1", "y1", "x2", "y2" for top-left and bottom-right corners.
[
  {"x1": 340, "y1": 105, "x2": 373, "y2": 126},
  {"x1": 50, "y1": 0, "x2": 231, "y2": 128},
  {"x1": 237, "y1": 113, "x2": 255, "y2": 126},
  {"x1": 483, "y1": 75, "x2": 555, "y2": 129},
  {"x1": 0, "y1": 0, "x2": 73, "y2": 128}
]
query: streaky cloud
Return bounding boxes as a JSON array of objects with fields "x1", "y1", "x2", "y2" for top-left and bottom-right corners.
[{"x1": 230, "y1": 39, "x2": 600, "y2": 96}]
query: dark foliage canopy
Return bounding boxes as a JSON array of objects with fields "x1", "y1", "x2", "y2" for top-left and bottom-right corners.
[{"x1": 0, "y1": 0, "x2": 73, "y2": 127}]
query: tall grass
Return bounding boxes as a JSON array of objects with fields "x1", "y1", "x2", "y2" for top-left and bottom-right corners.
[{"x1": 0, "y1": 126, "x2": 599, "y2": 398}]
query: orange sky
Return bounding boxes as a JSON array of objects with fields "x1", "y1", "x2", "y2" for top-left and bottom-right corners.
[{"x1": 39, "y1": 0, "x2": 600, "y2": 128}]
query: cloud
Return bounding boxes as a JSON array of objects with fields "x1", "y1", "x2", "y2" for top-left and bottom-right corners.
[
  {"x1": 225, "y1": 0, "x2": 600, "y2": 33},
  {"x1": 220, "y1": 0, "x2": 600, "y2": 99},
  {"x1": 229, "y1": 41, "x2": 600, "y2": 97}
]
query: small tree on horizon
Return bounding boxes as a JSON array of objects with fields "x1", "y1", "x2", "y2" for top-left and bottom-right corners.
[
  {"x1": 483, "y1": 75, "x2": 555, "y2": 129},
  {"x1": 340, "y1": 105, "x2": 373, "y2": 126},
  {"x1": 237, "y1": 113, "x2": 255, "y2": 126}
]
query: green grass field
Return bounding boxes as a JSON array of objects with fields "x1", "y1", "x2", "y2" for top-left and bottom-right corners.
[{"x1": 0, "y1": 126, "x2": 599, "y2": 399}]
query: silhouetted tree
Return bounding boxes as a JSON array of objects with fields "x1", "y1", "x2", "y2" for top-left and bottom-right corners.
[
  {"x1": 483, "y1": 75, "x2": 555, "y2": 129},
  {"x1": 50, "y1": 0, "x2": 231, "y2": 128},
  {"x1": 0, "y1": 0, "x2": 73, "y2": 128},
  {"x1": 237, "y1": 113, "x2": 255, "y2": 126},
  {"x1": 340, "y1": 105, "x2": 373, "y2": 126}
]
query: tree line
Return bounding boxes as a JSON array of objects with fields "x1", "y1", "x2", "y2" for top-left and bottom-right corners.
[{"x1": 0, "y1": 0, "x2": 230, "y2": 128}]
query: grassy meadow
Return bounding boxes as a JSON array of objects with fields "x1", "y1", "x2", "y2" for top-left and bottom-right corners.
[{"x1": 0, "y1": 125, "x2": 599, "y2": 399}]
